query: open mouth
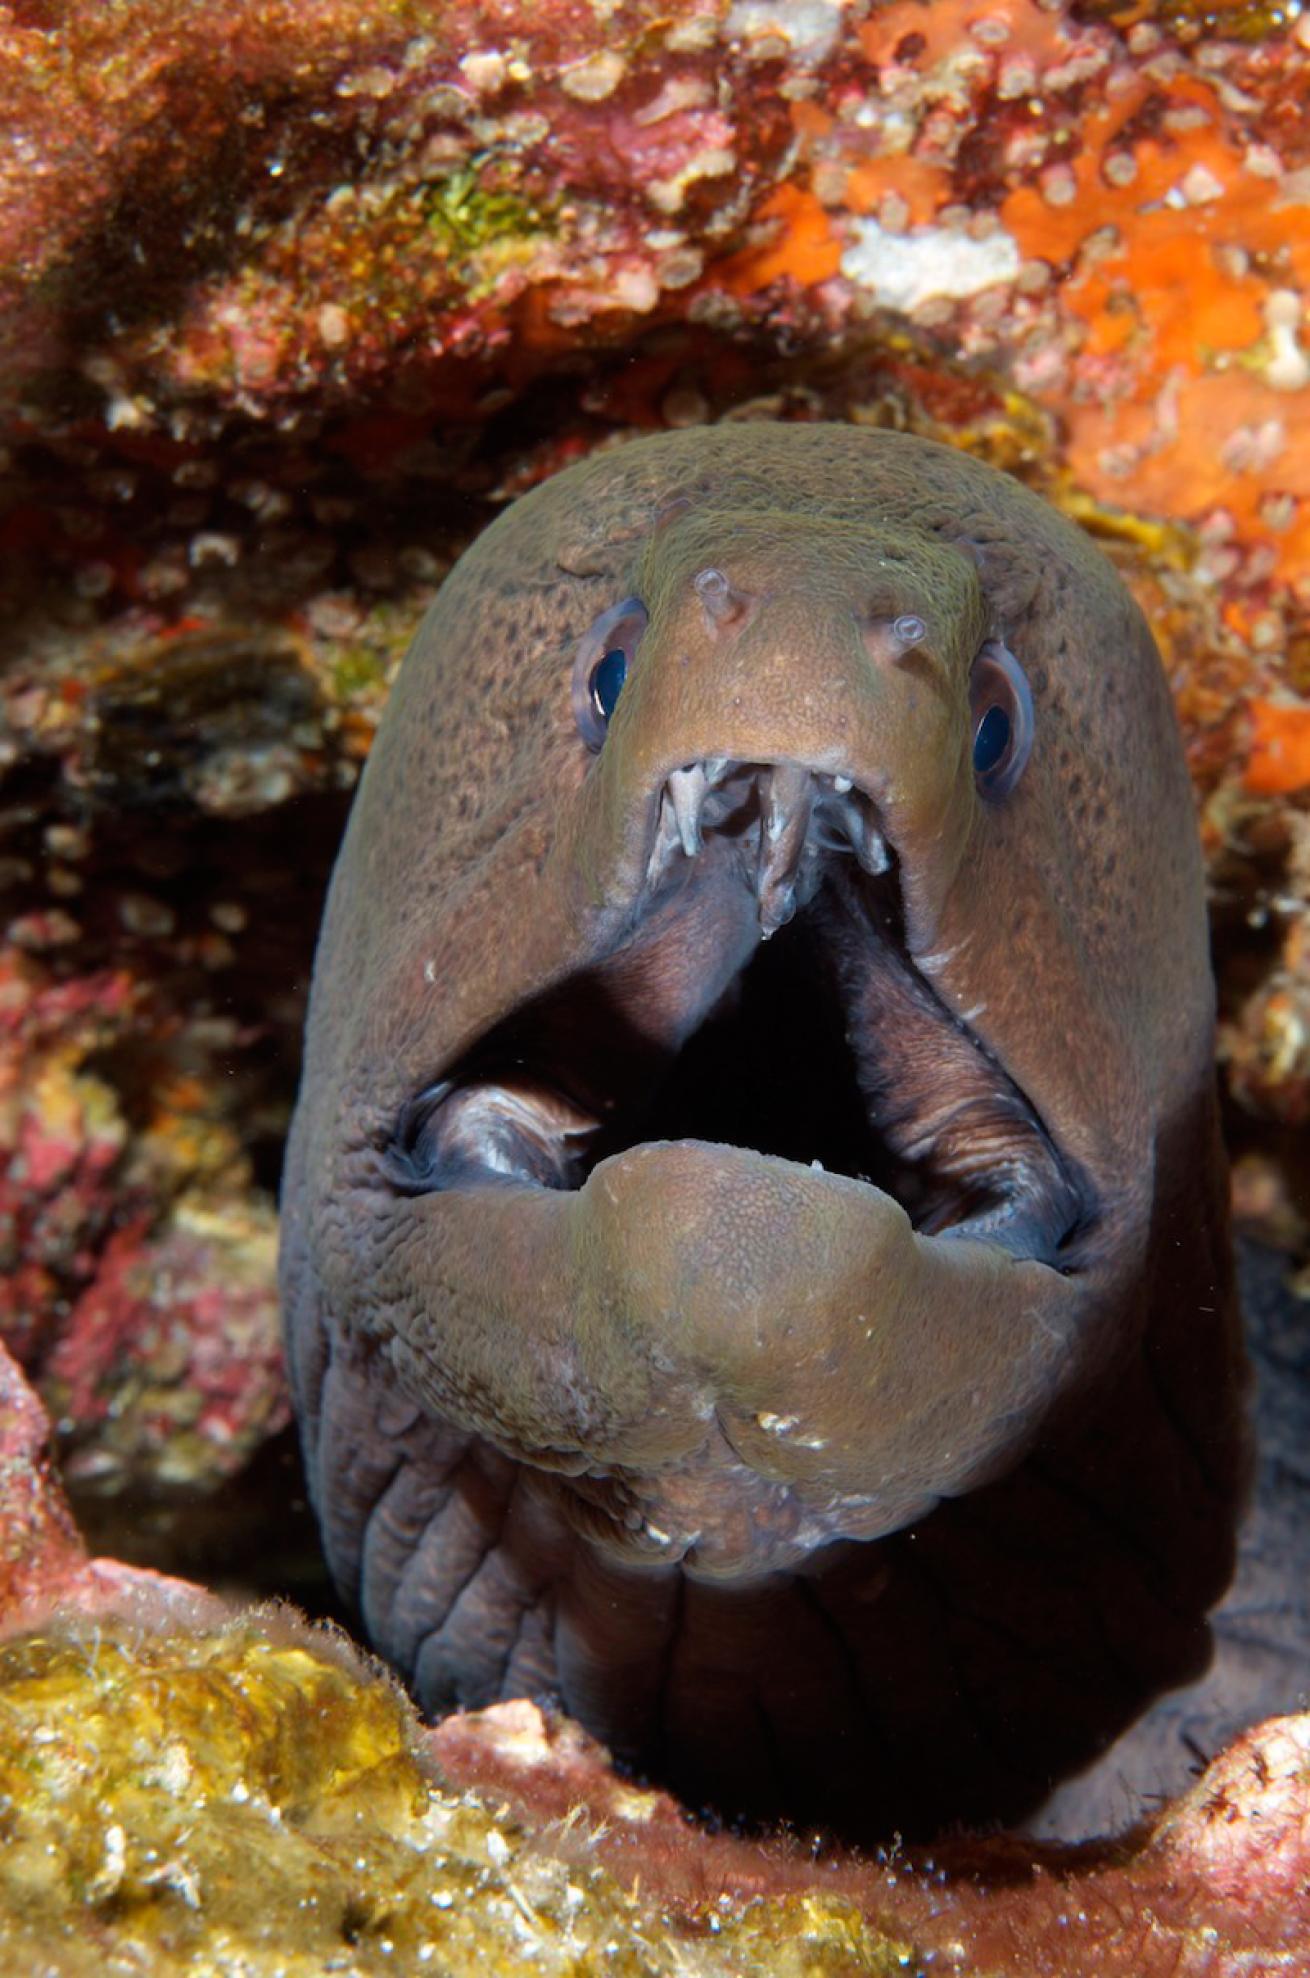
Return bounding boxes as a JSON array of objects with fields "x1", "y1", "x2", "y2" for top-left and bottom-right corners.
[{"x1": 383, "y1": 759, "x2": 1090, "y2": 1271}]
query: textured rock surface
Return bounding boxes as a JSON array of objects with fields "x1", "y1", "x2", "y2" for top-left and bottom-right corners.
[
  {"x1": 0, "y1": 942, "x2": 288, "y2": 1498},
  {"x1": 0, "y1": 1340, "x2": 84, "y2": 1611},
  {"x1": 0, "y1": 1613, "x2": 926, "y2": 1978},
  {"x1": 0, "y1": 1604, "x2": 1307, "y2": 1976},
  {"x1": 0, "y1": 1335, "x2": 228, "y2": 1633}
]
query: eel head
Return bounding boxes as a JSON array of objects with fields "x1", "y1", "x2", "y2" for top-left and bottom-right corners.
[{"x1": 282, "y1": 428, "x2": 1243, "y2": 1830}]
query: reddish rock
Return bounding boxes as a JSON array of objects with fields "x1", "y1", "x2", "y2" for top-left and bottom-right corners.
[
  {"x1": 44, "y1": 1202, "x2": 287, "y2": 1494},
  {"x1": 0, "y1": 948, "x2": 138, "y2": 1368},
  {"x1": 0, "y1": 937, "x2": 287, "y2": 1502},
  {"x1": 0, "y1": 1339, "x2": 84, "y2": 1612},
  {"x1": 0, "y1": 1337, "x2": 213, "y2": 1632},
  {"x1": 0, "y1": 0, "x2": 797, "y2": 422},
  {"x1": 434, "y1": 1697, "x2": 1310, "y2": 1975}
]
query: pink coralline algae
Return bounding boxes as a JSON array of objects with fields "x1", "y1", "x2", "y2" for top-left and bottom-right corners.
[
  {"x1": 43, "y1": 1203, "x2": 287, "y2": 1494},
  {"x1": 0, "y1": 948, "x2": 141, "y2": 1370},
  {"x1": 0, "y1": 943, "x2": 287, "y2": 1498},
  {"x1": 0, "y1": 1340, "x2": 84, "y2": 1613},
  {"x1": 0, "y1": 0, "x2": 796, "y2": 422},
  {"x1": 0, "y1": 1337, "x2": 213, "y2": 1626}
]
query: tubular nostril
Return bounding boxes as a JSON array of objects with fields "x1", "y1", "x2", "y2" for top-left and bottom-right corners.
[{"x1": 694, "y1": 565, "x2": 752, "y2": 632}]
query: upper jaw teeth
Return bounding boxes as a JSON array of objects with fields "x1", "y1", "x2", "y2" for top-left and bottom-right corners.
[
  {"x1": 645, "y1": 759, "x2": 889, "y2": 933},
  {"x1": 667, "y1": 763, "x2": 708, "y2": 857}
]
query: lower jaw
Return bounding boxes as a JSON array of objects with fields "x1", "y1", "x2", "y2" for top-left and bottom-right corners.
[{"x1": 375, "y1": 1137, "x2": 1085, "y2": 1582}]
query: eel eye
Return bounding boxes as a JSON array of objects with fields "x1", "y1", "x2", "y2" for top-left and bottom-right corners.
[
  {"x1": 969, "y1": 638, "x2": 1034, "y2": 800},
  {"x1": 573, "y1": 596, "x2": 648, "y2": 752},
  {"x1": 590, "y1": 647, "x2": 627, "y2": 723}
]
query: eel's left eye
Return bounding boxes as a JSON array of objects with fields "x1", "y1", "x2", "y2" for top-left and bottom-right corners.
[
  {"x1": 590, "y1": 647, "x2": 627, "y2": 723},
  {"x1": 968, "y1": 638, "x2": 1034, "y2": 799},
  {"x1": 573, "y1": 596, "x2": 648, "y2": 751}
]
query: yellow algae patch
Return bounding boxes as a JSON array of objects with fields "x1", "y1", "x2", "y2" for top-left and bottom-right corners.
[{"x1": 0, "y1": 1614, "x2": 918, "y2": 1977}]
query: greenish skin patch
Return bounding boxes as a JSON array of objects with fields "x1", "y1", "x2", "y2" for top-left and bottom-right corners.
[{"x1": 280, "y1": 425, "x2": 1247, "y2": 1841}]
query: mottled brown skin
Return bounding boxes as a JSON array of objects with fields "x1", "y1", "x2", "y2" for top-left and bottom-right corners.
[{"x1": 279, "y1": 426, "x2": 1247, "y2": 1839}]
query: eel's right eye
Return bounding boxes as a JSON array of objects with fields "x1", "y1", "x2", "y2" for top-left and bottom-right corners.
[
  {"x1": 589, "y1": 647, "x2": 627, "y2": 724},
  {"x1": 573, "y1": 597, "x2": 648, "y2": 751},
  {"x1": 969, "y1": 638, "x2": 1034, "y2": 800}
]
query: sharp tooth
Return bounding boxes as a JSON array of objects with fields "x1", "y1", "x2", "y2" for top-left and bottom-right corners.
[
  {"x1": 857, "y1": 823, "x2": 890, "y2": 876},
  {"x1": 757, "y1": 763, "x2": 812, "y2": 936},
  {"x1": 760, "y1": 884, "x2": 795, "y2": 939},
  {"x1": 704, "y1": 756, "x2": 731, "y2": 786},
  {"x1": 646, "y1": 787, "x2": 682, "y2": 887},
  {"x1": 832, "y1": 774, "x2": 853, "y2": 794},
  {"x1": 764, "y1": 762, "x2": 810, "y2": 834},
  {"x1": 667, "y1": 764, "x2": 708, "y2": 857},
  {"x1": 834, "y1": 791, "x2": 889, "y2": 876}
]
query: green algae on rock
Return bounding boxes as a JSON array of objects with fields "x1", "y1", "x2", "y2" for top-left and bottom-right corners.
[{"x1": 0, "y1": 1613, "x2": 914, "y2": 1978}]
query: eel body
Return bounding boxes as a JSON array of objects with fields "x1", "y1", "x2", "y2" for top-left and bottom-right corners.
[{"x1": 279, "y1": 425, "x2": 1247, "y2": 1838}]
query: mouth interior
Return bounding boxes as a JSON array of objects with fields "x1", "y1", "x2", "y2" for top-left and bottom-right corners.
[
  {"x1": 388, "y1": 761, "x2": 1088, "y2": 1266},
  {"x1": 640, "y1": 915, "x2": 902, "y2": 1194}
]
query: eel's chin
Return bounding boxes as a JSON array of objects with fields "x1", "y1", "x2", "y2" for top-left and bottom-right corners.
[{"x1": 374, "y1": 760, "x2": 1098, "y2": 1574}]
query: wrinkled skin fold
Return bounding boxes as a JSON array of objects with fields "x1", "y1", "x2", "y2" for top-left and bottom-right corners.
[{"x1": 280, "y1": 426, "x2": 1247, "y2": 1838}]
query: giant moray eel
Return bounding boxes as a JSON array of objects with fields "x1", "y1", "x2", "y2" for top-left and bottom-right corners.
[{"x1": 279, "y1": 425, "x2": 1248, "y2": 1839}]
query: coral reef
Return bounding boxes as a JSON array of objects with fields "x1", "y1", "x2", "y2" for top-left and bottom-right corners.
[{"x1": 0, "y1": 938, "x2": 288, "y2": 1500}]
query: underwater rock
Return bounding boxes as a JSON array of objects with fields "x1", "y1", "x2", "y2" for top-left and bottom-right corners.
[
  {"x1": 0, "y1": 1610, "x2": 918, "y2": 1977},
  {"x1": 0, "y1": 1339, "x2": 220, "y2": 1631},
  {"x1": 0, "y1": 1340, "x2": 84, "y2": 1613},
  {"x1": 2, "y1": 0, "x2": 1306, "y2": 575},
  {"x1": 0, "y1": 1603, "x2": 1307, "y2": 1976},
  {"x1": 0, "y1": 941, "x2": 288, "y2": 1506},
  {"x1": 0, "y1": 0, "x2": 802, "y2": 421}
]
